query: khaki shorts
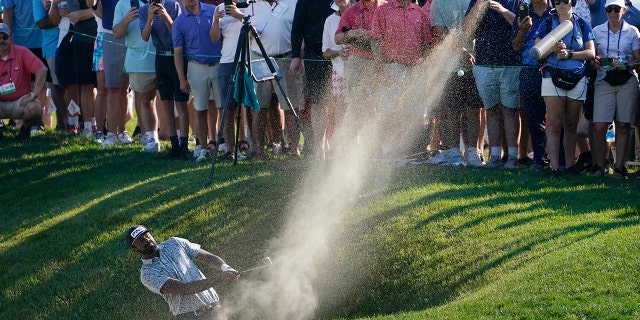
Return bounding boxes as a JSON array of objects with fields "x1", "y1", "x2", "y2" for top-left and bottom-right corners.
[
  {"x1": 0, "y1": 99, "x2": 25, "y2": 119},
  {"x1": 253, "y1": 56, "x2": 305, "y2": 111},
  {"x1": 593, "y1": 76, "x2": 639, "y2": 123},
  {"x1": 187, "y1": 61, "x2": 221, "y2": 111},
  {"x1": 129, "y1": 72, "x2": 156, "y2": 93}
]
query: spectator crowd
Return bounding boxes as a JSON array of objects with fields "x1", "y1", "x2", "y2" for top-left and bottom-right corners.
[{"x1": 2, "y1": 0, "x2": 640, "y2": 178}]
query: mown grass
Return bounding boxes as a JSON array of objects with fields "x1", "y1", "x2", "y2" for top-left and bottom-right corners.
[{"x1": 1, "y1": 128, "x2": 639, "y2": 319}]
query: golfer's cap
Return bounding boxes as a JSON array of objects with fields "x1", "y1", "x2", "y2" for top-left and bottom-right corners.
[
  {"x1": 126, "y1": 225, "x2": 151, "y2": 247},
  {"x1": 605, "y1": 0, "x2": 625, "y2": 8},
  {"x1": 0, "y1": 24, "x2": 11, "y2": 36}
]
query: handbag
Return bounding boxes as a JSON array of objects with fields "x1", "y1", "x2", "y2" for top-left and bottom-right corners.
[
  {"x1": 603, "y1": 69, "x2": 632, "y2": 86},
  {"x1": 547, "y1": 67, "x2": 584, "y2": 90}
]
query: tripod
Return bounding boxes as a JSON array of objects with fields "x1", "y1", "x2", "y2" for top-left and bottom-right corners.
[{"x1": 206, "y1": 14, "x2": 306, "y2": 186}]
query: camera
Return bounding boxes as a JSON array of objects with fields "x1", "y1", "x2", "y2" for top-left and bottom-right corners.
[
  {"x1": 236, "y1": 0, "x2": 250, "y2": 8},
  {"x1": 600, "y1": 57, "x2": 613, "y2": 67},
  {"x1": 518, "y1": 4, "x2": 529, "y2": 20},
  {"x1": 152, "y1": 0, "x2": 161, "y2": 4},
  {"x1": 130, "y1": 0, "x2": 139, "y2": 9}
]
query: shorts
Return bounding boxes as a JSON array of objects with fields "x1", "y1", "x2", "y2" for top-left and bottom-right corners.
[
  {"x1": 187, "y1": 61, "x2": 220, "y2": 111},
  {"x1": 592, "y1": 77, "x2": 639, "y2": 123},
  {"x1": 302, "y1": 58, "x2": 331, "y2": 105},
  {"x1": 55, "y1": 39, "x2": 96, "y2": 87},
  {"x1": 473, "y1": 65, "x2": 521, "y2": 109},
  {"x1": 93, "y1": 32, "x2": 105, "y2": 72},
  {"x1": 0, "y1": 99, "x2": 27, "y2": 119},
  {"x1": 541, "y1": 77, "x2": 587, "y2": 101},
  {"x1": 103, "y1": 33, "x2": 127, "y2": 88},
  {"x1": 377, "y1": 62, "x2": 424, "y2": 116},
  {"x1": 217, "y1": 62, "x2": 238, "y2": 110},
  {"x1": 254, "y1": 56, "x2": 305, "y2": 111},
  {"x1": 156, "y1": 54, "x2": 189, "y2": 102},
  {"x1": 441, "y1": 69, "x2": 482, "y2": 110},
  {"x1": 28, "y1": 48, "x2": 51, "y2": 83},
  {"x1": 129, "y1": 72, "x2": 156, "y2": 93}
]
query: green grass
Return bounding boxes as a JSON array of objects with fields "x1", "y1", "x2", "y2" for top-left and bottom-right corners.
[{"x1": 1, "y1": 129, "x2": 640, "y2": 319}]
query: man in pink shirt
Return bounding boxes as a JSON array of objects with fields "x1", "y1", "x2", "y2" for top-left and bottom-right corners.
[
  {"x1": 370, "y1": 0, "x2": 431, "y2": 157},
  {"x1": 335, "y1": 0, "x2": 385, "y2": 136},
  {"x1": 0, "y1": 23, "x2": 48, "y2": 141}
]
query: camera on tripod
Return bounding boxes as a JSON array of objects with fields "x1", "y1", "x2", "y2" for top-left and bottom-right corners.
[{"x1": 235, "y1": 0, "x2": 252, "y2": 9}]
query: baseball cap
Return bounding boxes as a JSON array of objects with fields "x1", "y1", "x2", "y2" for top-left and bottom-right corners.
[
  {"x1": 605, "y1": 0, "x2": 626, "y2": 8},
  {"x1": 0, "y1": 24, "x2": 11, "y2": 36},
  {"x1": 126, "y1": 225, "x2": 151, "y2": 247}
]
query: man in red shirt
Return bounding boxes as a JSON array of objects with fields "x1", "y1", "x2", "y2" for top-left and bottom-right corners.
[
  {"x1": 335, "y1": 0, "x2": 385, "y2": 136},
  {"x1": 370, "y1": 0, "x2": 431, "y2": 157},
  {"x1": 0, "y1": 23, "x2": 47, "y2": 141}
]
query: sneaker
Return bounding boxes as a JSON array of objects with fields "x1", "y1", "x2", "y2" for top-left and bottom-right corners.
[
  {"x1": 94, "y1": 131, "x2": 105, "y2": 144},
  {"x1": 195, "y1": 148, "x2": 211, "y2": 162},
  {"x1": 517, "y1": 157, "x2": 534, "y2": 167},
  {"x1": 573, "y1": 151, "x2": 593, "y2": 173},
  {"x1": 466, "y1": 151, "x2": 484, "y2": 167},
  {"x1": 550, "y1": 168, "x2": 561, "y2": 179},
  {"x1": 118, "y1": 131, "x2": 134, "y2": 144},
  {"x1": 140, "y1": 133, "x2": 150, "y2": 146},
  {"x1": 143, "y1": 139, "x2": 160, "y2": 152},
  {"x1": 66, "y1": 125, "x2": 78, "y2": 135},
  {"x1": 427, "y1": 149, "x2": 460, "y2": 165},
  {"x1": 564, "y1": 166, "x2": 580, "y2": 176},
  {"x1": 193, "y1": 145, "x2": 202, "y2": 158},
  {"x1": 592, "y1": 166, "x2": 609, "y2": 177},
  {"x1": 484, "y1": 155, "x2": 503, "y2": 168},
  {"x1": 219, "y1": 142, "x2": 228, "y2": 153},
  {"x1": 81, "y1": 128, "x2": 94, "y2": 140},
  {"x1": 18, "y1": 126, "x2": 31, "y2": 142},
  {"x1": 101, "y1": 132, "x2": 120, "y2": 146},
  {"x1": 611, "y1": 167, "x2": 628, "y2": 179},
  {"x1": 503, "y1": 156, "x2": 518, "y2": 169}
]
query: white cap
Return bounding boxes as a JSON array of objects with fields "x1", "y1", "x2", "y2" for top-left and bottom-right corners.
[{"x1": 605, "y1": 0, "x2": 626, "y2": 8}]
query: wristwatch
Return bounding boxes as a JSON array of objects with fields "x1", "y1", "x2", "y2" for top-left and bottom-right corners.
[
  {"x1": 29, "y1": 92, "x2": 36, "y2": 100},
  {"x1": 567, "y1": 50, "x2": 573, "y2": 60}
]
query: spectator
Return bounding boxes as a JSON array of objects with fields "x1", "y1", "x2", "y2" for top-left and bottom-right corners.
[
  {"x1": 370, "y1": 0, "x2": 432, "y2": 158},
  {"x1": 289, "y1": 0, "x2": 335, "y2": 158},
  {"x1": 463, "y1": 0, "x2": 523, "y2": 169},
  {"x1": 90, "y1": 2, "x2": 108, "y2": 143},
  {"x1": 173, "y1": 0, "x2": 223, "y2": 162},
  {"x1": 322, "y1": 0, "x2": 351, "y2": 156},
  {"x1": 533, "y1": 0, "x2": 595, "y2": 178},
  {"x1": 591, "y1": 0, "x2": 640, "y2": 178},
  {"x1": 0, "y1": 24, "x2": 48, "y2": 141},
  {"x1": 114, "y1": 0, "x2": 160, "y2": 152},
  {"x1": 428, "y1": 0, "x2": 484, "y2": 167},
  {"x1": 512, "y1": 0, "x2": 553, "y2": 171},
  {"x1": 125, "y1": 225, "x2": 239, "y2": 319},
  {"x1": 140, "y1": 0, "x2": 191, "y2": 158}
]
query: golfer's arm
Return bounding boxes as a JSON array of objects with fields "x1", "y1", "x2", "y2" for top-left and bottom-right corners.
[
  {"x1": 195, "y1": 249, "x2": 226, "y2": 269},
  {"x1": 159, "y1": 277, "x2": 220, "y2": 295}
]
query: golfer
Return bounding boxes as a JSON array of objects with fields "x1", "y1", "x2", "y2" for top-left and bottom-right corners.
[{"x1": 126, "y1": 225, "x2": 239, "y2": 319}]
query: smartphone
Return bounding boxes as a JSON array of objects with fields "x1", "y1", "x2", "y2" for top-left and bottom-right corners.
[
  {"x1": 600, "y1": 57, "x2": 613, "y2": 67},
  {"x1": 130, "y1": 0, "x2": 139, "y2": 9},
  {"x1": 518, "y1": 4, "x2": 529, "y2": 20},
  {"x1": 224, "y1": 0, "x2": 233, "y2": 5}
]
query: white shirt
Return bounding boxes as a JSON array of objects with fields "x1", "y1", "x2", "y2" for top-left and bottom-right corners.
[
  {"x1": 216, "y1": 4, "x2": 247, "y2": 64},
  {"x1": 249, "y1": 0, "x2": 297, "y2": 56},
  {"x1": 593, "y1": 20, "x2": 640, "y2": 80},
  {"x1": 322, "y1": 13, "x2": 345, "y2": 75}
]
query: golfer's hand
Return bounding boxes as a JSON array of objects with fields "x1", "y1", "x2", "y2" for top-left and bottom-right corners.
[{"x1": 217, "y1": 271, "x2": 240, "y2": 282}]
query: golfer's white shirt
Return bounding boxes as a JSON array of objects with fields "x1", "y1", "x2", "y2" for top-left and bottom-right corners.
[{"x1": 140, "y1": 237, "x2": 219, "y2": 316}]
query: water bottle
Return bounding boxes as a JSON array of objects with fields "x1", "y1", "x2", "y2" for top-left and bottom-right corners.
[
  {"x1": 46, "y1": 88, "x2": 57, "y2": 115},
  {"x1": 606, "y1": 124, "x2": 615, "y2": 143}
]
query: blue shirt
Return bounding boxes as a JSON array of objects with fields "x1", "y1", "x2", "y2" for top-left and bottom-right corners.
[
  {"x1": 465, "y1": 0, "x2": 525, "y2": 66},
  {"x1": 32, "y1": 0, "x2": 58, "y2": 57},
  {"x1": 534, "y1": 13, "x2": 595, "y2": 74},
  {"x1": 172, "y1": 2, "x2": 222, "y2": 64},
  {"x1": 102, "y1": 0, "x2": 120, "y2": 30},
  {"x1": 3, "y1": 0, "x2": 42, "y2": 48},
  {"x1": 139, "y1": 0, "x2": 182, "y2": 52},
  {"x1": 512, "y1": 3, "x2": 553, "y2": 67}
]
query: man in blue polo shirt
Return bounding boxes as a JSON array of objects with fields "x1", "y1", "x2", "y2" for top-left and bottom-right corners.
[
  {"x1": 173, "y1": 0, "x2": 224, "y2": 162},
  {"x1": 463, "y1": 0, "x2": 524, "y2": 169}
]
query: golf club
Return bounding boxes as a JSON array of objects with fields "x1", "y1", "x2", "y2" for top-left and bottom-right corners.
[{"x1": 240, "y1": 257, "x2": 272, "y2": 274}]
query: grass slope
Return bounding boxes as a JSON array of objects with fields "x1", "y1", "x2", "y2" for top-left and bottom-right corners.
[{"x1": 1, "y1": 130, "x2": 639, "y2": 319}]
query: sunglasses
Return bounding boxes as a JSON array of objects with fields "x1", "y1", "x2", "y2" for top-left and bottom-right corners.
[
  {"x1": 0, "y1": 34, "x2": 9, "y2": 40},
  {"x1": 605, "y1": 6, "x2": 622, "y2": 13},
  {"x1": 553, "y1": 0, "x2": 570, "y2": 4}
]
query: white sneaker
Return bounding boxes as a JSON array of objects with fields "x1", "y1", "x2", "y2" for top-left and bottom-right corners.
[
  {"x1": 466, "y1": 150, "x2": 484, "y2": 167},
  {"x1": 143, "y1": 139, "x2": 160, "y2": 152},
  {"x1": 94, "y1": 132, "x2": 105, "y2": 144},
  {"x1": 218, "y1": 142, "x2": 228, "y2": 153},
  {"x1": 195, "y1": 148, "x2": 210, "y2": 162},
  {"x1": 81, "y1": 129, "x2": 94, "y2": 140},
  {"x1": 101, "y1": 132, "x2": 119, "y2": 146},
  {"x1": 193, "y1": 145, "x2": 202, "y2": 158},
  {"x1": 118, "y1": 131, "x2": 134, "y2": 144},
  {"x1": 140, "y1": 133, "x2": 150, "y2": 146}
]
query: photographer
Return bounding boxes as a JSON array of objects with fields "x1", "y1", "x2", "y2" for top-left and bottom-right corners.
[
  {"x1": 125, "y1": 225, "x2": 239, "y2": 319},
  {"x1": 590, "y1": 0, "x2": 640, "y2": 178}
]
